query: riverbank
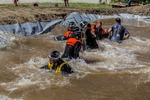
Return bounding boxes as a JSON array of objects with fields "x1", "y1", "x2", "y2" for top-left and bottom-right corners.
[{"x1": 0, "y1": 4, "x2": 150, "y2": 25}]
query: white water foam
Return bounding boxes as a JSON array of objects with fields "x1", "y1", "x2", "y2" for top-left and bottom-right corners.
[
  {"x1": 1, "y1": 35, "x2": 150, "y2": 92},
  {"x1": 1, "y1": 57, "x2": 71, "y2": 92},
  {"x1": 0, "y1": 31, "x2": 16, "y2": 49},
  {"x1": 79, "y1": 36, "x2": 150, "y2": 72},
  {"x1": 0, "y1": 95, "x2": 22, "y2": 100}
]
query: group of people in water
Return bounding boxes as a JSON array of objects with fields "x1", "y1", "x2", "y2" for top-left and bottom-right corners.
[{"x1": 41, "y1": 18, "x2": 130, "y2": 75}]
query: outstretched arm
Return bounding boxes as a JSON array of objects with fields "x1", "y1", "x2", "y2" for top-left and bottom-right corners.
[
  {"x1": 108, "y1": 28, "x2": 112, "y2": 39},
  {"x1": 124, "y1": 28, "x2": 130, "y2": 39},
  {"x1": 91, "y1": 30, "x2": 97, "y2": 38}
]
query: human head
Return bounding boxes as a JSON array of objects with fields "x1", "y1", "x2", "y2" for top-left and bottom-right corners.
[
  {"x1": 72, "y1": 26, "x2": 82, "y2": 39},
  {"x1": 80, "y1": 21, "x2": 90, "y2": 28},
  {"x1": 48, "y1": 50, "x2": 60, "y2": 60},
  {"x1": 68, "y1": 22, "x2": 76, "y2": 31},
  {"x1": 115, "y1": 18, "x2": 121, "y2": 24},
  {"x1": 73, "y1": 26, "x2": 80, "y2": 32},
  {"x1": 96, "y1": 21, "x2": 102, "y2": 29}
]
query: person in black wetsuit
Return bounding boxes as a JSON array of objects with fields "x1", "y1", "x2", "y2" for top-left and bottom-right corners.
[
  {"x1": 108, "y1": 18, "x2": 130, "y2": 43},
  {"x1": 80, "y1": 21, "x2": 98, "y2": 49},
  {"x1": 41, "y1": 50, "x2": 73, "y2": 74}
]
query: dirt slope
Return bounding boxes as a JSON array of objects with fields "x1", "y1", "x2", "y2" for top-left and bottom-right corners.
[{"x1": 0, "y1": 4, "x2": 149, "y2": 25}]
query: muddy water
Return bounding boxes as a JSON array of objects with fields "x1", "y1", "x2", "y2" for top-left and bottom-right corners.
[{"x1": 0, "y1": 19, "x2": 150, "y2": 100}]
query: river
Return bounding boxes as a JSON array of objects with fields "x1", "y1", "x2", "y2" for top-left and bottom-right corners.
[{"x1": 0, "y1": 18, "x2": 150, "y2": 100}]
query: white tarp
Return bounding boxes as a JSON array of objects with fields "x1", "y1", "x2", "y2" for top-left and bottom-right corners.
[
  {"x1": 0, "y1": 12, "x2": 150, "y2": 36},
  {"x1": 0, "y1": 20, "x2": 62, "y2": 36}
]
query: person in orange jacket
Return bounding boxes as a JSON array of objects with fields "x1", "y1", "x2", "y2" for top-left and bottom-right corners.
[
  {"x1": 64, "y1": 22, "x2": 76, "y2": 39},
  {"x1": 54, "y1": 22, "x2": 75, "y2": 41},
  {"x1": 61, "y1": 27, "x2": 82, "y2": 59},
  {"x1": 91, "y1": 21, "x2": 108, "y2": 40}
]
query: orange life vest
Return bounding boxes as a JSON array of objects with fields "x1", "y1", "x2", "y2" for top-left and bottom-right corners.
[
  {"x1": 91, "y1": 25, "x2": 95, "y2": 32},
  {"x1": 66, "y1": 38, "x2": 81, "y2": 46},
  {"x1": 64, "y1": 30, "x2": 73, "y2": 38},
  {"x1": 91, "y1": 25, "x2": 106, "y2": 35}
]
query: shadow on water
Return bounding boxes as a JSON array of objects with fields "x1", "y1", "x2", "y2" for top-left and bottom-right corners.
[{"x1": 84, "y1": 59, "x2": 101, "y2": 64}]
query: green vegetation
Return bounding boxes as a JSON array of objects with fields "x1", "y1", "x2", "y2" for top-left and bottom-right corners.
[
  {"x1": 0, "y1": 2, "x2": 112, "y2": 9},
  {"x1": 64, "y1": 3, "x2": 111, "y2": 8}
]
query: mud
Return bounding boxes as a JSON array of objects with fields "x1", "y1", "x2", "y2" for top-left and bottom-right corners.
[{"x1": 0, "y1": 4, "x2": 150, "y2": 25}]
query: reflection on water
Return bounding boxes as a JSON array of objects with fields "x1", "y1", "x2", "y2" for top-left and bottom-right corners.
[{"x1": 0, "y1": 19, "x2": 150, "y2": 100}]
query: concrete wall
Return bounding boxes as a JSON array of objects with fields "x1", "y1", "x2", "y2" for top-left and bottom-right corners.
[{"x1": 0, "y1": 0, "x2": 111, "y2": 4}]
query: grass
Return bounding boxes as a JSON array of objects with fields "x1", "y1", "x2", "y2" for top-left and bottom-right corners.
[
  {"x1": 66, "y1": 3, "x2": 112, "y2": 8},
  {"x1": 0, "y1": 2, "x2": 112, "y2": 9}
]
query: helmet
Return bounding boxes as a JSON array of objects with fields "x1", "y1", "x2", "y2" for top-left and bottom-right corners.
[
  {"x1": 68, "y1": 22, "x2": 75, "y2": 31},
  {"x1": 73, "y1": 27, "x2": 82, "y2": 39},
  {"x1": 73, "y1": 26, "x2": 80, "y2": 32},
  {"x1": 68, "y1": 27, "x2": 82, "y2": 39},
  {"x1": 80, "y1": 21, "x2": 90, "y2": 28},
  {"x1": 115, "y1": 18, "x2": 121, "y2": 23},
  {"x1": 69, "y1": 22, "x2": 75, "y2": 26},
  {"x1": 48, "y1": 50, "x2": 60, "y2": 59}
]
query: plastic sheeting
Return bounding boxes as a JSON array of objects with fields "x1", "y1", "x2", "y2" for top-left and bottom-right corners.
[
  {"x1": 61, "y1": 12, "x2": 150, "y2": 26},
  {"x1": 0, "y1": 12, "x2": 150, "y2": 36},
  {"x1": 0, "y1": 20, "x2": 62, "y2": 36},
  {"x1": 0, "y1": 12, "x2": 150, "y2": 49},
  {"x1": 61, "y1": 12, "x2": 115, "y2": 26}
]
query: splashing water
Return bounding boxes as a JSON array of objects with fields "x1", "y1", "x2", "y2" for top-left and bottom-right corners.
[{"x1": 0, "y1": 18, "x2": 150, "y2": 99}]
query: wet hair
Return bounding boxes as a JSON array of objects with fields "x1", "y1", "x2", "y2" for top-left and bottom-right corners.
[
  {"x1": 97, "y1": 21, "x2": 102, "y2": 25},
  {"x1": 115, "y1": 18, "x2": 121, "y2": 23},
  {"x1": 96, "y1": 21, "x2": 102, "y2": 28}
]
